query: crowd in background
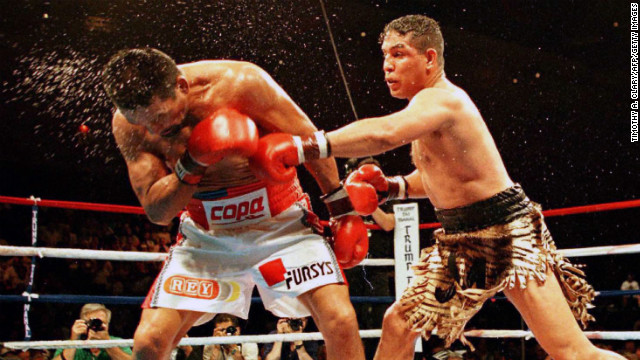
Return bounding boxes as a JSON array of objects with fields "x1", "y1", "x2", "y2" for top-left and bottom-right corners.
[{"x1": 0, "y1": 203, "x2": 639, "y2": 359}]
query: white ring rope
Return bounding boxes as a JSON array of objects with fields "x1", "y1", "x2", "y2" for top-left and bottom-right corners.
[
  {"x1": 3, "y1": 330, "x2": 640, "y2": 350},
  {"x1": 1, "y1": 243, "x2": 639, "y2": 264},
  {"x1": 560, "y1": 243, "x2": 640, "y2": 257},
  {"x1": 463, "y1": 330, "x2": 640, "y2": 341},
  {"x1": 0, "y1": 246, "x2": 167, "y2": 262},
  {"x1": 1, "y1": 330, "x2": 381, "y2": 350}
]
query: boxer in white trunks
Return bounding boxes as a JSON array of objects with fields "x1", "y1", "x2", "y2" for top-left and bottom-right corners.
[{"x1": 102, "y1": 48, "x2": 367, "y2": 360}]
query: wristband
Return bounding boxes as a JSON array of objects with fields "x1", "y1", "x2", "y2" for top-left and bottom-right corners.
[
  {"x1": 314, "y1": 131, "x2": 330, "y2": 158},
  {"x1": 295, "y1": 131, "x2": 331, "y2": 163},
  {"x1": 174, "y1": 151, "x2": 207, "y2": 185},
  {"x1": 295, "y1": 344, "x2": 304, "y2": 350},
  {"x1": 320, "y1": 186, "x2": 356, "y2": 218},
  {"x1": 387, "y1": 176, "x2": 408, "y2": 200}
]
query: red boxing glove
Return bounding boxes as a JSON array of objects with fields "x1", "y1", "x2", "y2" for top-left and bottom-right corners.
[
  {"x1": 344, "y1": 164, "x2": 407, "y2": 215},
  {"x1": 249, "y1": 131, "x2": 331, "y2": 185},
  {"x1": 174, "y1": 108, "x2": 259, "y2": 185},
  {"x1": 321, "y1": 186, "x2": 369, "y2": 269}
]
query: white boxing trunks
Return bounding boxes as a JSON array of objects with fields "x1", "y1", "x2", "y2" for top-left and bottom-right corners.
[{"x1": 142, "y1": 179, "x2": 345, "y2": 325}]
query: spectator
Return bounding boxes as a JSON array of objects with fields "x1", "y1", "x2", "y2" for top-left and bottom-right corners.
[
  {"x1": 190, "y1": 314, "x2": 259, "y2": 360},
  {"x1": 52, "y1": 303, "x2": 132, "y2": 360},
  {"x1": 93, "y1": 261, "x2": 113, "y2": 292},
  {"x1": 0, "y1": 347, "x2": 28, "y2": 360},
  {"x1": 621, "y1": 273, "x2": 640, "y2": 308},
  {"x1": 620, "y1": 341, "x2": 638, "y2": 360},
  {"x1": 0, "y1": 258, "x2": 23, "y2": 292},
  {"x1": 263, "y1": 318, "x2": 318, "y2": 360},
  {"x1": 30, "y1": 349, "x2": 51, "y2": 360}
]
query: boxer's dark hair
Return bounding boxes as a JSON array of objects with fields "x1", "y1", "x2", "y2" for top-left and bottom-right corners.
[
  {"x1": 379, "y1": 15, "x2": 445, "y2": 68},
  {"x1": 102, "y1": 48, "x2": 179, "y2": 110}
]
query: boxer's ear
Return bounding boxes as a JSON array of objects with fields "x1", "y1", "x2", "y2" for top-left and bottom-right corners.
[
  {"x1": 425, "y1": 48, "x2": 438, "y2": 70},
  {"x1": 176, "y1": 76, "x2": 189, "y2": 94}
]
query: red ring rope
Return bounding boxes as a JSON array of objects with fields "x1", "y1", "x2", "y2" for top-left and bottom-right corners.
[
  {"x1": 1, "y1": 196, "x2": 638, "y2": 230},
  {"x1": 0, "y1": 196, "x2": 146, "y2": 215}
]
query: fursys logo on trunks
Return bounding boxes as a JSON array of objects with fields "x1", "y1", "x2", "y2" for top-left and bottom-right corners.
[
  {"x1": 202, "y1": 188, "x2": 271, "y2": 228},
  {"x1": 284, "y1": 261, "x2": 335, "y2": 290},
  {"x1": 259, "y1": 258, "x2": 337, "y2": 290}
]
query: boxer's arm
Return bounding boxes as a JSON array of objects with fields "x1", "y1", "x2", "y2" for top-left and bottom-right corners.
[
  {"x1": 126, "y1": 152, "x2": 195, "y2": 225},
  {"x1": 113, "y1": 114, "x2": 196, "y2": 225},
  {"x1": 370, "y1": 208, "x2": 395, "y2": 232},
  {"x1": 404, "y1": 169, "x2": 429, "y2": 199},
  {"x1": 236, "y1": 63, "x2": 340, "y2": 192},
  {"x1": 326, "y1": 89, "x2": 459, "y2": 158}
]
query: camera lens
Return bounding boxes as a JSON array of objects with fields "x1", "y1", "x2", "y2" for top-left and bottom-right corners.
[
  {"x1": 288, "y1": 319, "x2": 303, "y2": 331},
  {"x1": 86, "y1": 318, "x2": 104, "y2": 332},
  {"x1": 225, "y1": 326, "x2": 237, "y2": 335}
]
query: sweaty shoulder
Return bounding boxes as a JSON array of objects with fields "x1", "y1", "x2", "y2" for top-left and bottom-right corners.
[
  {"x1": 179, "y1": 60, "x2": 270, "y2": 89},
  {"x1": 411, "y1": 86, "x2": 465, "y2": 109},
  {"x1": 180, "y1": 60, "x2": 278, "y2": 109},
  {"x1": 412, "y1": 84, "x2": 479, "y2": 122}
]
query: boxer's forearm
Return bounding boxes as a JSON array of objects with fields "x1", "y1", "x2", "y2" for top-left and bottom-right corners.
[
  {"x1": 303, "y1": 158, "x2": 341, "y2": 194},
  {"x1": 326, "y1": 116, "x2": 408, "y2": 158},
  {"x1": 326, "y1": 93, "x2": 447, "y2": 158},
  {"x1": 141, "y1": 174, "x2": 197, "y2": 225},
  {"x1": 371, "y1": 208, "x2": 395, "y2": 231}
]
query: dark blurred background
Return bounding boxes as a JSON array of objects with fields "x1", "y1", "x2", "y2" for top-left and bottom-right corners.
[{"x1": 0, "y1": 0, "x2": 637, "y2": 356}]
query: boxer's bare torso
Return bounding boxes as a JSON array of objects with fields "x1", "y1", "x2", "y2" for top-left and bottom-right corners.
[
  {"x1": 326, "y1": 76, "x2": 513, "y2": 210},
  {"x1": 407, "y1": 79, "x2": 513, "y2": 209},
  {"x1": 111, "y1": 60, "x2": 336, "y2": 224},
  {"x1": 326, "y1": 30, "x2": 513, "y2": 209}
]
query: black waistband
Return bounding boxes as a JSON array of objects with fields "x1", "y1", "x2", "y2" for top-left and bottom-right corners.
[{"x1": 434, "y1": 184, "x2": 533, "y2": 233}]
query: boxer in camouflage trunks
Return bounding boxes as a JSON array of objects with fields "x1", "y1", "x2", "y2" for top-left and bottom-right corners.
[{"x1": 249, "y1": 14, "x2": 624, "y2": 360}]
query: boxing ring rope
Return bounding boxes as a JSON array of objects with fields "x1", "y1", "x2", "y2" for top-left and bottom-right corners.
[
  {"x1": 3, "y1": 243, "x2": 640, "y2": 263},
  {"x1": 3, "y1": 330, "x2": 640, "y2": 350},
  {"x1": 2, "y1": 291, "x2": 640, "y2": 306},
  {"x1": 1, "y1": 196, "x2": 639, "y2": 228},
  {"x1": 1, "y1": 195, "x2": 639, "y2": 349}
]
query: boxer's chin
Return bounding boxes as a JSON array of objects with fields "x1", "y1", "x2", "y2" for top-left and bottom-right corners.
[{"x1": 388, "y1": 89, "x2": 404, "y2": 99}]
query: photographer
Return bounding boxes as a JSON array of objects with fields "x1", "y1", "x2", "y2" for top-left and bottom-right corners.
[
  {"x1": 199, "y1": 314, "x2": 257, "y2": 360},
  {"x1": 263, "y1": 318, "x2": 317, "y2": 360},
  {"x1": 53, "y1": 303, "x2": 132, "y2": 360}
]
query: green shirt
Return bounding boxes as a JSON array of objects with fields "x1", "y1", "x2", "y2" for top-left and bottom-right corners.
[{"x1": 54, "y1": 336, "x2": 132, "y2": 360}]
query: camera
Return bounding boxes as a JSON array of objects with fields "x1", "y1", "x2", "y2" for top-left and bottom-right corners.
[
  {"x1": 288, "y1": 319, "x2": 303, "y2": 331},
  {"x1": 225, "y1": 326, "x2": 237, "y2": 335},
  {"x1": 80, "y1": 318, "x2": 104, "y2": 339},
  {"x1": 86, "y1": 318, "x2": 104, "y2": 332}
]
